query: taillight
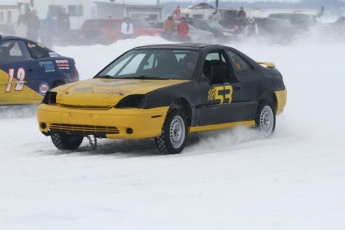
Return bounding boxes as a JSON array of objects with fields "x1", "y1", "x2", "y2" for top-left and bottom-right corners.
[{"x1": 73, "y1": 66, "x2": 79, "y2": 82}]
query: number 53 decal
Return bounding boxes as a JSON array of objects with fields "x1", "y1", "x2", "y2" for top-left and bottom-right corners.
[
  {"x1": 208, "y1": 85, "x2": 233, "y2": 104},
  {"x1": 5, "y1": 68, "x2": 26, "y2": 92}
]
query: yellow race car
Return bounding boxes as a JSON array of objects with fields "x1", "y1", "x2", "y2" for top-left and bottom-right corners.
[{"x1": 37, "y1": 44, "x2": 287, "y2": 154}]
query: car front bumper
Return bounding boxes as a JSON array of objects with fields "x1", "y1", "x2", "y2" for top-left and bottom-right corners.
[{"x1": 37, "y1": 104, "x2": 169, "y2": 139}]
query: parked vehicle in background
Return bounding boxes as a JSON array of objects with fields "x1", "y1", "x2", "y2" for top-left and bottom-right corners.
[
  {"x1": 152, "y1": 21, "x2": 216, "y2": 43},
  {"x1": 185, "y1": 18, "x2": 234, "y2": 43},
  {"x1": 255, "y1": 18, "x2": 302, "y2": 45},
  {"x1": 0, "y1": 36, "x2": 79, "y2": 106},
  {"x1": 268, "y1": 13, "x2": 317, "y2": 30},
  {"x1": 78, "y1": 18, "x2": 163, "y2": 45}
]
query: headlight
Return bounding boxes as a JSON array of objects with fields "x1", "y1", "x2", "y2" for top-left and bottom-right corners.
[
  {"x1": 115, "y1": 95, "x2": 145, "y2": 108},
  {"x1": 42, "y1": 91, "x2": 57, "y2": 104}
]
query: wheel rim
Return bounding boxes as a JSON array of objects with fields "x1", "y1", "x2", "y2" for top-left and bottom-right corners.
[
  {"x1": 259, "y1": 105, "x2": 274, "y2": 134},
  {"x1": 169, "y1": 115, "x2": 185, "y2": 149}
]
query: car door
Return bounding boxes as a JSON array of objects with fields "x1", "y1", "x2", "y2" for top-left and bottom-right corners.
[
  {"x1": 0, "y1": 40, "x2": 39, "y2": 105},
  {"x1": 225, "y1": 48, "x2": 261, "y2": 120},
  {"x1": 197, "y1": 50, "x2": 246, "y2": 126}
]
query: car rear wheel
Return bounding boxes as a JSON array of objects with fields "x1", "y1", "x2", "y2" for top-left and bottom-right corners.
[
  {"x1": 255, "y1": 100, "x2": 276, "y2": 136},
  {"x1": 154, "y1": 110, "x2": 188, "y2": 154},
  {"x1": 51, "y1": 132, "x2": 84, "y2": 150}
]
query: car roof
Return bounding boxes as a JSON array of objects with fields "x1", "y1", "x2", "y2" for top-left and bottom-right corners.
[
  {"x1": 0, "y1": 35, "x2": 36, "y2": 43},
  {"x1": 133, "y1": 43, "x2": 224, "y2": 49}
]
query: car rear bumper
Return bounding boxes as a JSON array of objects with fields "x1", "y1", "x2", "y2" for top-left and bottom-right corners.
[{"x1": 37, "y1": 104, "x2": 169, "y2": 139}]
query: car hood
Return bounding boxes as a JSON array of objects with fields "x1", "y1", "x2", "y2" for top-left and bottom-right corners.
[{"x1": 53, "y1": 78, "x2": 188, "y2": 107}]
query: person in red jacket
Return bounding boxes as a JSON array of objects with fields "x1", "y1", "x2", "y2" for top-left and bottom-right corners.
[{"x1": 177, "y1": 17, "x2": 190, "y2": 42}]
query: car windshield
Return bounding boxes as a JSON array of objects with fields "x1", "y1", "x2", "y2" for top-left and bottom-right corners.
[
  {"x1": 96, "y1": 49, "x2": 200, "y2": 80},
  {"x1": 203, "y1": 20, "x2": 225, "y2": 30}
]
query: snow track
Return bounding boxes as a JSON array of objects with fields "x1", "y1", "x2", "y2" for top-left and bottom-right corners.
[{"x1": 1, "y1": 37, "x2": 345, "y2": 229}]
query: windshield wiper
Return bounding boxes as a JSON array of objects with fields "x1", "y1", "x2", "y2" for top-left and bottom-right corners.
[
  {"x1": 94, "y1": 75, "x2": 113, "y2": 79},
  {"x1": 130, "y1": 75, "x2": 162, "y2": 80}
]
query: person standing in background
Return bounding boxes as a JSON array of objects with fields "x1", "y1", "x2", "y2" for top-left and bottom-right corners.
[
  {"x1": 121, "y1": 17, "x2": 134, "y2": 39},
  {"x1": 26, "y1": 10, "x2": 40, "y2": 41},
  {"x1": 237, "y1": 7, "x2": 246, "y2": 19},
  {"x1": 41, "y1": 11, "x2": 57, "y2": 49},
  {"x1": 245, "y1": 16, "x2": 259, "y2": 37},
  {"x1": 15, "y1": 14, "x2": 27, "y2": 38},
  {"x1": 236, "y1": 7, "x2": 247, "y2": 29},
  {"x1": 57, "y1": 7, "x2": 70, "y2": 46},
  {"x1": 177, "y1": 17, "x2": 190, "y2": 42},
  {"x1": 163, "y1": 16, "x2": 175, "y2": 41}
]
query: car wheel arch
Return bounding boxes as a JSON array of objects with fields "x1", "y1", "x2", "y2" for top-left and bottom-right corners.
[
  {"x1": 258, "y1": 91, "x2": 276, "y2": 113},
  {"x1": 168, "y1": 98, "x2": 193, "y2": 127}
]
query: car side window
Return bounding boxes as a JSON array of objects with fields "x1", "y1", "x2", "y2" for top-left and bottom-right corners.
[
  {"x1": 0, "y1": 40, "x2": 30, "y2": 63},
  {"x1": 26, "y1": 42, "x2": 50, "y2": 59},
  {"x1": 204, "y1": 51, "x2": 232, "y2": 85},
  {"x1": 143, "y1": 54, "x2": 155, "y2": 70},
  {"x1": 226, "y1": 50, "x2": 252, "y2": 74}
]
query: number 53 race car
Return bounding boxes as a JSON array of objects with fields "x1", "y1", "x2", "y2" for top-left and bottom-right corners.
[
  {"x1": 0, "y1": 36, "x2": 79, "y2": 106},
  {"x1": 37, "y1": 44, "x2": 287, "y2": 154}
]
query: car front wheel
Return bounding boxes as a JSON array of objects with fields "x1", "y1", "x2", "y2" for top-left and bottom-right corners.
[
  {"x1": 51, "y1": 132, "x2": 84, "y2": 150},
  {"x1": 155, "y1": 110, "x2": 188, "y2": 154},
  {"x1": 255, "y1": 100, "x2": 276, "y2": 136}
]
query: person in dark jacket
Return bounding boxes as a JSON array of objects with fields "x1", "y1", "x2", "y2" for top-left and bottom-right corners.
[
  {"x1": 237, "y1": 7, "x2": 246, "y2": 19},
  {"x1": 236, "y1": 7, "x2": 247, "y2": 28},
  {"x1": 26, "y1": 9, "x2": 40, "y2": 41},
  {"x1": 57, "y1": 7, "x2": 70, "y2": 46}
]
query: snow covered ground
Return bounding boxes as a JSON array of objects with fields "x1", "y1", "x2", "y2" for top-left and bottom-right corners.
[{"x1": 1, "y1": 35, "x2": 345, "y2": 230}]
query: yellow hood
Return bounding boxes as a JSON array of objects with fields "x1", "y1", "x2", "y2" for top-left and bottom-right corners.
[{"x1": 55, "y1": 78, "x2": 188, "y2": 107}]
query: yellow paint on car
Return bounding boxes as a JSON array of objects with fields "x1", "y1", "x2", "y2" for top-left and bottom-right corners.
[
  {"x1": 189, "y1": 120, "x2": 255, "y2": 133},
  {"x1": 0, "y1": 69, "x2": 42, "y2": 105},
  {"x1": 257, "y1": 62, "x2": 276, "y2": 68},
  {"x1": 275, "y1": 86, "x2": 287, "y2": 115}
]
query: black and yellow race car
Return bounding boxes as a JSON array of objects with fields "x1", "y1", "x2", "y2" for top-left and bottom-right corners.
[{"x1": 37, "y1": 44, "x2": 287, "y2": 154}]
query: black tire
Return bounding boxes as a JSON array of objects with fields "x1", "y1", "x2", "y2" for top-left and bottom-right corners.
[
  {"x1": 51, "y1": 132, "x2": 84, "y2": 150},
  {"x1": 255, "y1": 100, "x2": 276, "y2": 136},
  {"x1": 154, "y1": 110, "x2": 188, "y2": 154}
]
